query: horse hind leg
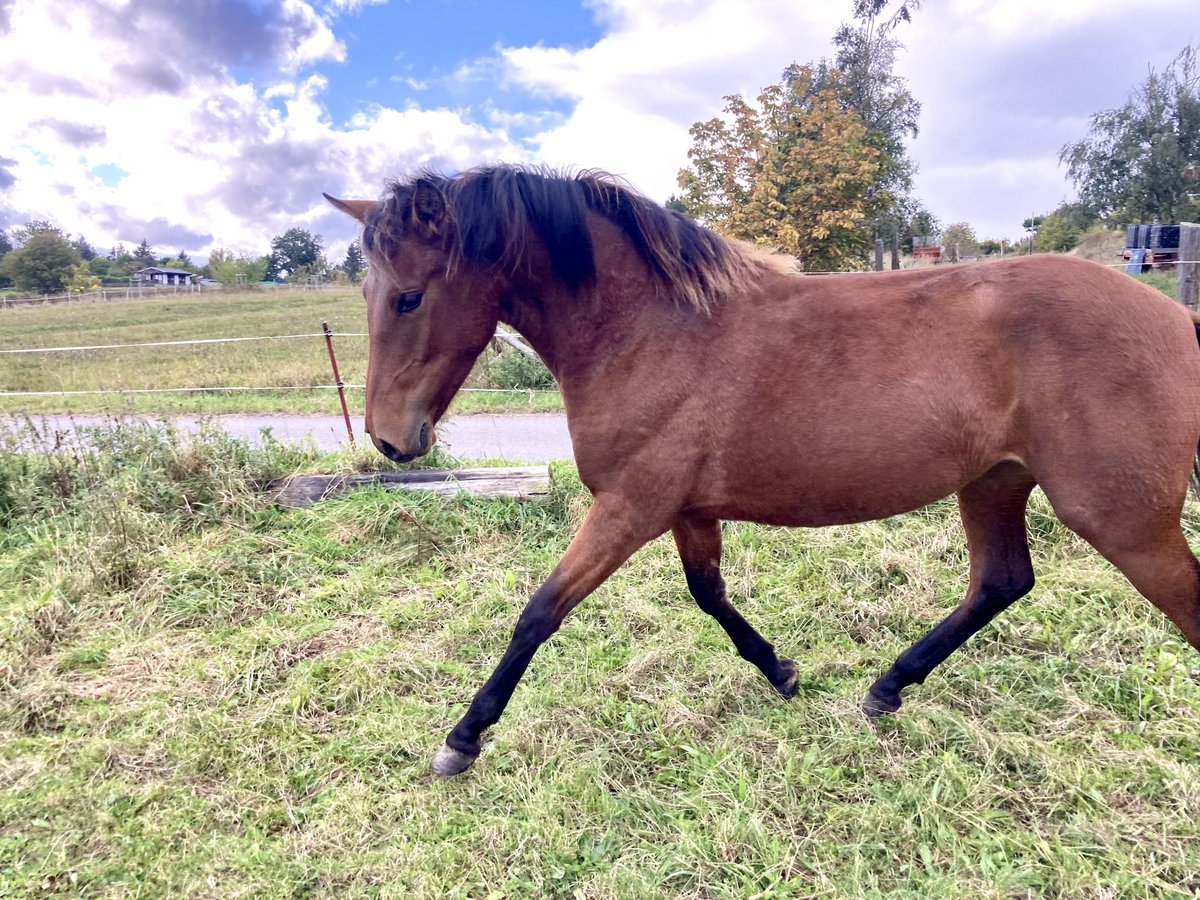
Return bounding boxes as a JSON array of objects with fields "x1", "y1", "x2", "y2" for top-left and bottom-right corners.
[
  {"x1": 1049, "y1": 507, "x2": 1200, "y2": 652},
  {"x1": 1036, "y1": 441, "x2": 1200, "y2": 652},
  {"x1": 864, "y1": 461, "x2": 1037, "y2": 716}
]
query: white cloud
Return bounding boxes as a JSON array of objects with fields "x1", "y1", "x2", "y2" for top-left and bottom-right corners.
[
  {"x1": 502, "y1": 1, "x2": 843, "y2": 201},
  {"x1": 0, "y1": 0, "x2": 522, "y2": 261},
  {"x1": 500, "y1": 0, "x2": 1199, "y2": 238},
  {"x1": 3, "y1": 0, "x2": 1197, "y2": 261}
]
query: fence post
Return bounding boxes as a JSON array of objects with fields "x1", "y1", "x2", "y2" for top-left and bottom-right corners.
[
  {"x1": 322, "y1": 321, "x2": 355, "y2": 447},
  {"x1": 1178, "y1": 223, "x2": 1200, "y2": 310}
]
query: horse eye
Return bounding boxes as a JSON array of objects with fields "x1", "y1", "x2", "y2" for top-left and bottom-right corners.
[{"x1": 396, "y1": 291, "x2": 423, "y2": 314}]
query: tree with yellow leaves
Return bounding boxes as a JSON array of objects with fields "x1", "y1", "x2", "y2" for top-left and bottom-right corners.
[{"x1": 677, "y1": 64, "x2": 883, "y2": 272}]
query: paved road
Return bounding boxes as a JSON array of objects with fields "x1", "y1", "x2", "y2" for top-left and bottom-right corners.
[{"x1": 4, "y1": 413, "x2": 575, "y2": 463}]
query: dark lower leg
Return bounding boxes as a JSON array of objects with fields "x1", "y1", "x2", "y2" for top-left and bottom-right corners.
[
  {"x1": 864, "y1": 585, "x2": 1027, "y2": 714},
  {"x1": 865, "y1": 463, "x2": 1035, "y2": 716},
  {"x1": 445, "y1": 597, "x2": 558, "y2": 756},
  {"x1": 674, "y1": 517, "x2": 797, "y2": 697},
  {"x1": 438, "y1": 497, "x2": 660, "y2": 770}
]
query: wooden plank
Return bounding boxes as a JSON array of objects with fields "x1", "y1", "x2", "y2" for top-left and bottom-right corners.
[
  {"x1": 266, "y1": 466, "x2": 552, "y2": 508},
  {"x1": 1178, "y1": 223, "x2": 1200, "y2": 310}
]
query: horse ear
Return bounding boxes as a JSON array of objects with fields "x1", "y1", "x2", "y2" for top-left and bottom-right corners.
[
  {"x1": 323, "y1": 193, "x2": 375, "y2": 224},
  {"x1": 411, "y1": 179, "x2": 446, "y2": 237}
]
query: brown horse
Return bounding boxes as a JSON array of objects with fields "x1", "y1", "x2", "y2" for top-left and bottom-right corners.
[{"x1": 326, "y1": 165, "x2": 1200, "y2": 777}]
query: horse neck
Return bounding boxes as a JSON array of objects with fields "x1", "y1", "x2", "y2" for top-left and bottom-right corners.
[{"x1": 498, "y1": 235, "x2": 688, "y2": 385}]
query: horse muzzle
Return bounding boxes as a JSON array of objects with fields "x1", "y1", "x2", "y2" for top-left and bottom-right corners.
[{"x1": 370, "y1": 419, "x2": 434, "y2": 462}]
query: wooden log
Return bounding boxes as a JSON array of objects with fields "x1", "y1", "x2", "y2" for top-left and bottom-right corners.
[
  {"x1": 1178, "y1": 223, "x2": 1200, "y2": 310},
  {"x1": 266, "y1": 466, "x2": 552, "y2": 508}
]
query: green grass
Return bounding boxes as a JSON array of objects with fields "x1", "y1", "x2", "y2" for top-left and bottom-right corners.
[
  {"x1": 1135, "y1": 269, "x2": 1179, "y2": 299},
  {"x1": 1, "y1": 421, "x2": 1198, "y2": 897},
  {"x1": 0, "y1": 289, "x2": 562, "y2": 416}
]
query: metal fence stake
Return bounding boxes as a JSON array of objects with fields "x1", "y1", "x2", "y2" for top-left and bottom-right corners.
[{"x1": 322, "y1": 321, "x2": 355, "y2": 446}]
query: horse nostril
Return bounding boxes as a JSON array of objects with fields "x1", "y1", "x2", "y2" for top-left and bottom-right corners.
[{"x1": 376, "y1": 438, "x2": 402, "y2": 461}]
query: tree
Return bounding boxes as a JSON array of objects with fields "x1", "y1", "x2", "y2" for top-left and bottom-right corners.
[
  {"x1": 664, "y1": 195, "x2": 689, "y2": 214},
  {"x1": 815, "y1": 20, "x2": 921, "y2": 245},
  {"x1": 133, "y1": 239, "x2": 156, "y2": 267},
  {"x1": 939, "y1": 222, "x2": 979, "y2": 262},
  {"x1": 677, "y1": 64, "x2": 882, "y2": 271},
  {"x1": 0, "y1": 231, "x2": 11, "y2": 289},
  {"x1": 903, "y1": 207, "x2": 938, "y2": 253},
  {"x1": 1031, "y1": 202, "x2": 1095, "y2": 253},
  {"x1": 11, "y1": 221, "x2": 60, "y2": 246},
  {"x1": 208, "y1": 250, "x2": 267, "y2": 287},
  {"x1": 67, "y1": 262, "x2": 99, "y2": 293},
  {"x1": 0, "y1": 230, "x2": 82, "y2": 293},
  {"x1": 1060, "y1": 44, "x2": 1200, "y2": 225},
  {"x1": 266, "y1": 228, "x2": 323, "y2": 280},
  {"x1": 852, "y1": 0, "x2": 923, "y2": 30},
  {"x1": 341, "y1": 240, "x2": 365, "y2": 283},
  {"x1": 71, "y1": 237, "x2": 97, "y2": 261}
]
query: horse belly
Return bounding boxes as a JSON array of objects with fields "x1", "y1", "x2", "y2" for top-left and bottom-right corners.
[
  {"x1": 694, "y1": 444, "x2": 975, "y2": 527},
  {"x1": 687, "y1": 381, "x2": 1011, "y2": 527}
]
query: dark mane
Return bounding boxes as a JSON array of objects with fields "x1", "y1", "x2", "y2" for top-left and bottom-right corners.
[{"x1": 363, "y1": 164, "x2": 779, "y2": 312}]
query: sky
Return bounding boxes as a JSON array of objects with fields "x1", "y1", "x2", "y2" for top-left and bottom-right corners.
[{"x1": 0, "y1": 0, "x2": 1195, "y2": 265}]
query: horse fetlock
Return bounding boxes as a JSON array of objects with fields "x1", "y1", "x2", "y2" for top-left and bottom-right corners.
[{"x1": 431, "y1": 742, "x2": 479, "y2": 778}]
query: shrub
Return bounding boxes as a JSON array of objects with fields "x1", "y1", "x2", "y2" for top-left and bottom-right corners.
[{"x1": 488, "y1": 349, "x2": 555, "y2": 390}]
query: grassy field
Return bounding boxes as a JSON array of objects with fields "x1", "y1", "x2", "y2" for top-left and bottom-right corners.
[
  {"x1": 1, "y1": 421, "x2": 1198, "y2": 897},
  {"x1": 0, "y1": 268, "x2": 1177, "y2": 420},
  {"x1": 0, "y1": 288, "x2": 561, "y2": 416}
]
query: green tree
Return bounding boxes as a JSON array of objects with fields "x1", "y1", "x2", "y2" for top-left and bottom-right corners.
[
  {"x1": 0, "y1": 230, "x2": 82, "y2": 293},
  {"x1": 0, "y1": 231, "x2": 11, "y2": 289},
  {"x1": 266, "y1": 228, "x2": 323, "y2": 280},
  {"x1": 1060, "y1": 44, "x2": 1200, "y2": 224},
  {"x1": 815, "y1": 19, "x2": 921, "y2": 247},
  {"x1": 11, "y1": 221, "x2": 60, "y2": 246},
  {"x1": 852, "y1": 0, "x2": 923, "y2": 30},
  {"x1": 67, "y1": 262, "x2": 99, "y2": 293},
  {"x1": 677, "y1": 63, "x2": 882, "y2": 271},
  {"x1": 1031, "y1": 202, "x2": 1095, "y2": 253},
  {"x1": 664, "y1": 195, "x2": 688, "y2": 214},
  {"x1": 208, "y1": 250, "x2": 267, "y2": 287},
  {"x1": 341, "y1": 240, "x2": 365, "y2": 283},
  {"x1": 903, "y1": 207, "x2": 939, "y2": 253},
  {"x1": 940, "y1": 222, "x2": 979, "y2": 262},
  {"x1": 133, "y1": 239, "x2": 156, "y2": 267},
  {"x1": 71, "y1": 237, "x2": 97, "y2": 261}
]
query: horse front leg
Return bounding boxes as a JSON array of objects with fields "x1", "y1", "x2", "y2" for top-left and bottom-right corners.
[
  {"x1": 432, "y1": 496, "x2": 664, "y2": 777},
  {"x1": 673, "y1": 515, "x2": 798, "y2": 698}
]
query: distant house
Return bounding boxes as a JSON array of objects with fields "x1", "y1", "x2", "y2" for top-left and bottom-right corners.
[{"x1": 135, "y1": 266, "x2": 196, "y2": 286}]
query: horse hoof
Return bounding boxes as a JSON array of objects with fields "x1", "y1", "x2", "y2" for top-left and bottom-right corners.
[
  {"x1": 431, "y1": 743, "x2": 478, "y2": 778},
  {"x1": 861, "y1": 688, "x2": 901, "y2": 718},
  {"x1": 773, "y1": 659, "x2": 799, "y2": 700}
]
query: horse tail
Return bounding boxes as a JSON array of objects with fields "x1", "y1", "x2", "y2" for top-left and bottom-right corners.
[{"x1": 1192, "y1": 311, "x2": 1200, "y2": 498}]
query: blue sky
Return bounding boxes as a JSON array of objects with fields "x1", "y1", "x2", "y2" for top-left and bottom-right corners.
[
  {"x1": 0, "y1": 0, "x2": 1195, "y2": 263},
  {"x1": 321, "y1": 0, "x2": 600, "y2": 129}
]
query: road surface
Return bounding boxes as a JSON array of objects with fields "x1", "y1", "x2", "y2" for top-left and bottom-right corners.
[{"x1": 3, "y1": 413, "x2": 575, "y2": 463}]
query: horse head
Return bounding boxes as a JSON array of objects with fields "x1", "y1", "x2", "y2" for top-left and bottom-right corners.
[{"x1": 325, "y1": 178, "x2": 503, "y2": 462}]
